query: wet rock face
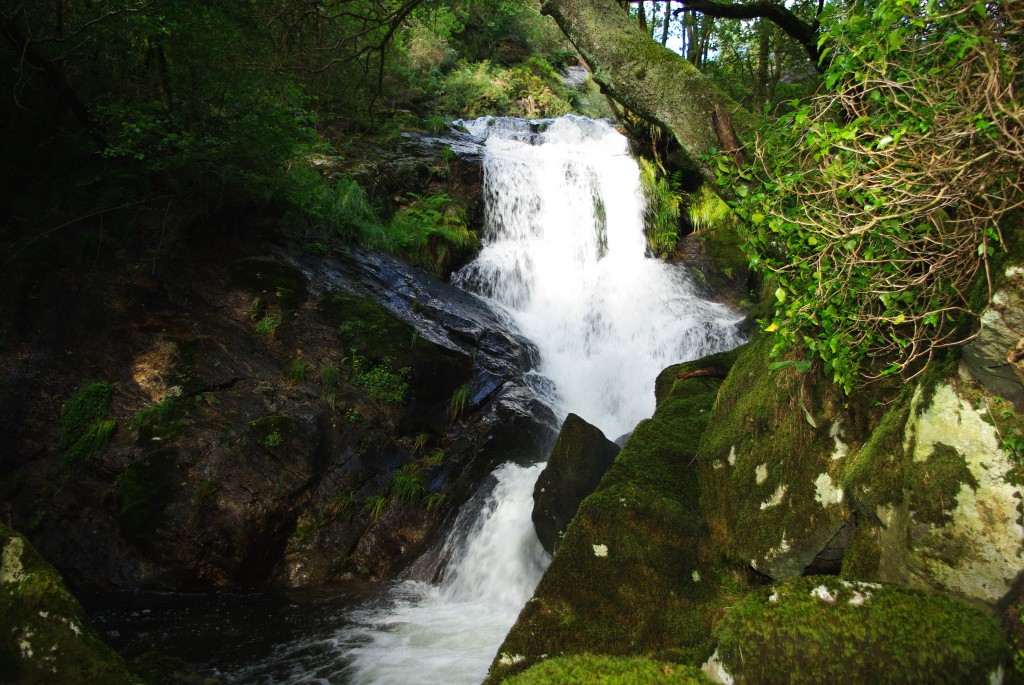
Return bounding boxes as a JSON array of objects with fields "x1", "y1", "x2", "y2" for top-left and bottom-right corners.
[
  {"x1": 532, "y1": 413, "x2": 620, "y2": 554},
  {"x1": 0, "y1": 226, "x2": 554, "y2": 592}
]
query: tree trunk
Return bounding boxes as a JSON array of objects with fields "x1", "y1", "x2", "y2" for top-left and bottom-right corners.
[{"x1": 541, "y1": 0, "x2": 752, "y2": 184}]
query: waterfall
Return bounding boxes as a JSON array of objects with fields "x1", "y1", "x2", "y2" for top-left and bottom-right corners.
[
  {"x1": 456, "y1": 115, "x2": 744, "y2": 438},
  {"x1": 222, "y1": 115, "x2": 743, "y2": 684}
]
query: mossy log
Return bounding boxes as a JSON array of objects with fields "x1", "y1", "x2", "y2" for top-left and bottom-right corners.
[{"x1": 541, "y1": 0, "x2": 754, "y2": 184}]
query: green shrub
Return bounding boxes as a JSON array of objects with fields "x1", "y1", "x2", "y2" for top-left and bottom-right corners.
[
  {"x1": 637, "y1": 158, "x2": 680, "y2": 257},
  {"x1": 288, "y1": 359, "x2": 308, "y2": 382},
  {"x1": 285, "y1": 168, "x2": 381, "y2": 241},
  {"x1": 448, "y1": 383, "x2": 471, "y2": 421},
  {"x1": 361, "y1": 495, "x2": 388, "y2": 521},
  {"x1": 255, "y1": 315, "x2": 280, "y2": 337}
]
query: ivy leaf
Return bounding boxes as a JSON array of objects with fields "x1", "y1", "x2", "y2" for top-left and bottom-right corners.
[{"x1": 775, "y1": 287, "x2": 787, "y2": 303}]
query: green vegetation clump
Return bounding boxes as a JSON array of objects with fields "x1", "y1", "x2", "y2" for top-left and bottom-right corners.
[
  {"x1": 714, "y1": 577, "x2": 1009, "y2": 684},
  {"x1": 392, "y1": 463, "x2": 427, "y2": 503},
  {"x1": 58, "y1": 382, "x2": 116, "y2": 466},
  {"x1": 725, "y1": 0, "x2": 1024, "y2": 392},
  {"x1": 504, "y1": 655, "x2": 712, "y2": 685},
  {"x1": 370, "y1": 193, "x2": 478, "y2": 277},
  {"x1": 351, "y1": 354, "x2": 411, "y2": 405},
  {"x1": 637, "y1": 158, "x2": 681, "y2": 257}
]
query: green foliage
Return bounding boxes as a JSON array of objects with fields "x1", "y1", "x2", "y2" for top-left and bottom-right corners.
[
  {"x1": 345, "y1": 408, "x2": 365, "y2": 424},
  {"x1": 285, "y1": 168, "x2": 381, "y2": 241},
  {"x1": 129, "y1": 393, "x2": 179, "y2": 430},
  {"x1": 715, "y1": 577, "x2": 1009, "y2": 684},
  {"x1": 637, "y1": 158, "x2": 681, "y2": 256},
  {"x1": 392, "y1": 463, "x2": 427, "y2": 503},
  {"x1": 425, "y1": 492, "x2": 447, "y2": 513},
  {"x1": 288, "y1": 359, "x2": 308, "y2": 382},
  {"x1": 422, "y1": 448, "x2": 446, "y2": 468},
  {"x1": 319, "y1": 360, "x2": 342, "y2": 389},
  {"x1": 448, "y1": 383, "x2": 471, "y2": 421},
  {"x1": 366, "y1": 193, "x2": 478, "y2": 277},
  {"x1": 435, "y1": 60, "x2": 572, "y2": 119},
  {"x1": 59, "y1": 382, "x2": 116, "y2": 466},
  {"x1": 503, "y1": 655, "x2": 712, "y2": 685},
  {"x1": 361, "y1": 495, "x2": 388, "y2": 521},
  {"x1": 724, "y1": 0, "x2": 1024, "y2": 393},
  {"x1": 255, "y1": 315, "x2": 280, "y2": 337},
  {"x1": 264, "y1": 431, "x2": 283, "y2": 449},
  {"x1": 351, "y1": 354, "x2": 411, "y2": 405}
]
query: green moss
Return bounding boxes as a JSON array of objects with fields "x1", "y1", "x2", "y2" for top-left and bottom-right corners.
[
  {"x1": 485, "y1": 355, "x2": 742, "y2": 683},
  {"x1": 909, "y1": 443, "x2": 978, "y2": 526},
  {"x1": 113, "y1": 451, "x2": 177, "y2": 539},
  {"x1": 58, "y1": 382, "x2": 116, "y2": 466},
  {"x1": 694, "y1": 336, "x2": 851, "y2": 574},
  {"x1": 229, "y1": 257, "x2": 307, "y2": 310},
  {"x1": 715, "y1": 576, "x2": 1009, "y2": 684},
  {"x1": 840, "y1": 523, "x2": 883, "y2": 581},
  {"x1": 0, "y1": 523, "x2": 137, "y2": 684},
  {"x1": 843, "y1": 393, "x2": 912, "y2": 513},
  {"x1": 250, "y1": 414, "x2": 292, "y2": 446},
  {"x1": 503, "y1": 655, "x2": 712, "y2": 685}
]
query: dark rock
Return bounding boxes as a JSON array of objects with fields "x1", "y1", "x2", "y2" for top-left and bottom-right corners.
[{"x1": 532, "y1": 414, "x2": 620, "y2": 554}]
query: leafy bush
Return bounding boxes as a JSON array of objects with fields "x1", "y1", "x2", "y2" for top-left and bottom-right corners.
[
  {"x1": 725, "y1": 0, "x2": 1024, "y2": 392},
  {"x1": 285, "y1": 168, "x2": 381, "y2": 241}
]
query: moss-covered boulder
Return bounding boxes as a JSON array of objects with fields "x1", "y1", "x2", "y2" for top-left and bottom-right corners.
[
  {"x1": 0, "y1": 523, "x2": 137, "y2": 684},
  {"x1": 713, "y1": 576, "x2": 1008, "y2": 684},
  {"x1": 842, "y1": 378, "x2": 1024, "y2": 606},
  {"x1": 695, "y1": 336, "x2": 856, "y2": 579},
  {"x1": 504, "y1": 654, "x2": 712, "y2": 684},
  {"x1": 484, "y1": 348, "x2": 744, "y2": 683},
  {"x1": 532, "y1": 413, "x2": 620, "y2": 553}
]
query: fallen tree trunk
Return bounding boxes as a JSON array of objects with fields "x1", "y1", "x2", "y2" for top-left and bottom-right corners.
[{"x1": 542, "y1": 0, "x2": 754, "y2": 184}]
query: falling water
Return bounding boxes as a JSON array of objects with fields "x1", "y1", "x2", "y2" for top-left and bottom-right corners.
[
  {"x1": 456, "y1": 115, "x2": 744, "y2": 438},
  {"x1": 217, "y1": 115, "x2": 743, "y2": 684}
]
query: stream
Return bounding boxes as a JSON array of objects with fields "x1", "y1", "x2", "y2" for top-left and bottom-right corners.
[{"x1": 91, "y1": 115, "x2": 743, "y2": 684}]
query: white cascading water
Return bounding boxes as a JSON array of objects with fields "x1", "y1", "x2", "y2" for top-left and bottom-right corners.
[
  {"x1": 240, "y1": 115, "x2": 743, "y2": 685},
  {"x1": 456, "y1": 115, "x2": 744, "y2": 438}
]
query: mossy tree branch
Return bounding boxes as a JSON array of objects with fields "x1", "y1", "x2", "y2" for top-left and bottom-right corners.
[{"x1": 541, "y1": 0, "x2": 754, "y2": 187}]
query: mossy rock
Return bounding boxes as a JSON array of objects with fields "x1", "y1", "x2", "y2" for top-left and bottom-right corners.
[
  {"x1": 503, "y1": 654, "x2": 712, "y2": 685},
  {"x1": 0, "y1": 523, "x2": 137, "y2": 684},
  {"x1": 695, "y1": 336, "x2": 854, "y2": 579},
  {"x1": 842, "y1": 380, "x2": 1024, "y2": 605},
  {"x1": 485, "y1": 350, "x2": 743, "y2": 683},
  {"x1": 714, "y1": 576, "x2": 1009, "y2": 684}
]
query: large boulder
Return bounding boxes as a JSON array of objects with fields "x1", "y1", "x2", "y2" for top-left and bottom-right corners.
[
  {"x1": 532, "y1": 413, "x2": 620, "y2": 554},
  {"x1": 695, "y1": 336, "x2": 857, "y2": 580},
  {"x1": 961, "y1": 265, "x2": 1024, "y2": 410},
  {"x1": 0, "y1": 523, "x2": 137, "y2": 684},
  {"x1": 842, "y1": 378, "x2": 1024, "y2": 606},
  {"x1": 484, "y1": 348, "x2": 743, "y2": 684}
]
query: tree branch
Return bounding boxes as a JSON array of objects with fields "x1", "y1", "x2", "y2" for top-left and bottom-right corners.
[{"x1": 672, "y1": 0, "x2": 822, "y2": 67}]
